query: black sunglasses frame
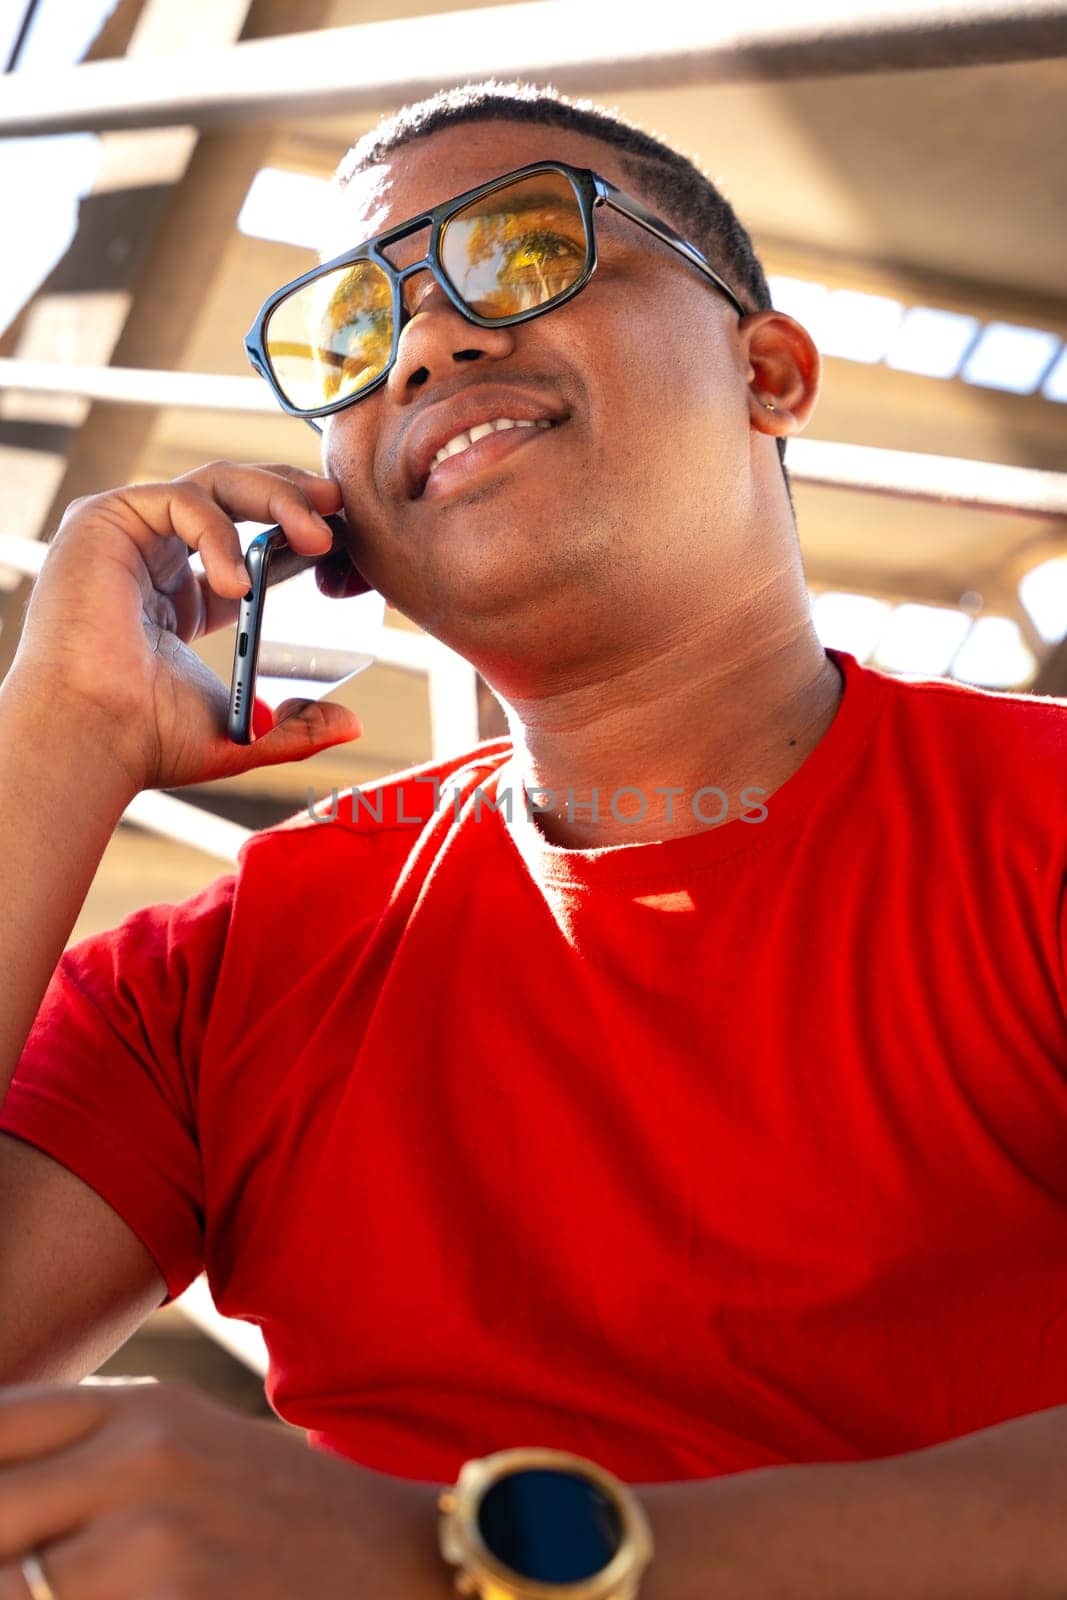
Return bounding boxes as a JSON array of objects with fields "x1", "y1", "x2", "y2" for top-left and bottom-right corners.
[{"x1": 244, "y1": 159, "x2": 749, "y2": 435}]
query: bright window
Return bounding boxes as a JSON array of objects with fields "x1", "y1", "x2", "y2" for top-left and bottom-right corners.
[
  {"x1": 237, "y1": 168, "x2": 331, "y2": 251},
  {"x1": 885, "y1": 306, "x2": 979, "y2": 379},
  {"x1": 960, "y1": 322, "x2": 1061, "y2": 395},
  {"x1": 872, "y1": 603, "x2": 972, "y2": 676},
  {"x1": 1019, "y1": 556, "x2": 1067, "y2": 644}
]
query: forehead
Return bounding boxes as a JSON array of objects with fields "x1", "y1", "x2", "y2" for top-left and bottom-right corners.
[{"x1": 320, "y1": 119, "x2": 637, "y2": 259}]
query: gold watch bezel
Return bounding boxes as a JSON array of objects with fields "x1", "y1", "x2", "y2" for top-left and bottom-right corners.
[{"x1": 437, "y1": 1446, "x2": 654, "y2": 1600}]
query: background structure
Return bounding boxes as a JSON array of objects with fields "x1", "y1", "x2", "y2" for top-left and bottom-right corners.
[{"x1": 1, "y1": 0, "x2": 1065, "y2": 1418}]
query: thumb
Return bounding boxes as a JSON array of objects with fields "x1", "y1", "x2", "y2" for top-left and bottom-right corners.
[{"x1": 246, "y1": 694, "x2": 363, "y2": 765}]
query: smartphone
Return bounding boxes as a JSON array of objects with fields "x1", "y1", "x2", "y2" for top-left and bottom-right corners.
[{"x1": 227, "y1": 512, "x2": 385, "y2": 743}]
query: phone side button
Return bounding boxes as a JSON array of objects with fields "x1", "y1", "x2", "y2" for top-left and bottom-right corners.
[{"x1": 238, "y1": 632, "x2": 249, "y2": 657}]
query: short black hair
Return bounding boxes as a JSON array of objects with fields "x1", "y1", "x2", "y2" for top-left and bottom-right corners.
[{"x1": 335, "y1": 78, "x2": 788, "y2": 477}]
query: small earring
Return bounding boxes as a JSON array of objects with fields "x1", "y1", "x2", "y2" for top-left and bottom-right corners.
[{"x1": 761, "y1": 399, "x2": 777, "y2": 411}]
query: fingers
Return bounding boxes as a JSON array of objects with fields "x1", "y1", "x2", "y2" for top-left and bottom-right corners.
[
  {"x1": 0, "y1": 1382, "x2": 202, "y2": 1596},
  {"x1": 0, "y1": 1384, "x2": 108, "y2": 1467},
  {"x1": 170, "y1": 465, "x2": 337, "y2": 593},
  {"x1": 0, "y1": 1521, "x2": 114, "y2": 1600},
  {"x1": 49, "y1": 462, "x2": 349, "y2": 627},
  {"x1": 238, "y1": 463, "x2": 344, "y2": 510},
  {"x1": 194, "y1": 571, "x2": 244, "y2": 637},
  {"x1": 180, "y1": 461, "x2": 345, "y2": 584},
  {"x1": 0, "y1": 1436, "x2": 106, "y2": 1566},
  {"x1": 54, "y1": 461, "x2": 353, "y2": 635},
  {"x1": 178, "y1": 460, "x2": 343, "y2": 515},
  {"x1": 107, "y1": 485, "x2": 255, "y2": 603}
]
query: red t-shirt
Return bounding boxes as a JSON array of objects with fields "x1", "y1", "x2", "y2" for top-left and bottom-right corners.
[{"x1": 4, "y1": 648, "x2": 1067, "y2": 1485}]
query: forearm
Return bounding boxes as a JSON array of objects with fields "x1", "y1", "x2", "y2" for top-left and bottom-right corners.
[
  {"x1": 634, "y1": 1404, "x2": 1067, "y2": 1600},
  {"x1": 0, "y1": 669, "x2": 137, "y2": 1100}
]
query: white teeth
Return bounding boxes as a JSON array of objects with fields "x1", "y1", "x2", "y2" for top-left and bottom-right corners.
[{"x1": 427, "y1": 416, "x2": 554, "y2": 478}]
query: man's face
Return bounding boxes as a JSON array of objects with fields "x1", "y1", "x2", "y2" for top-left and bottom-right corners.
[{"x1": 322, "y1": 121, "x2": 754, "y2": 670}]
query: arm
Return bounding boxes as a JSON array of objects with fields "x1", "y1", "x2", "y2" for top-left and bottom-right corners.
[
  {"x1": 2, "y1": 1381, "x2": 1064, "y2": 1600},
  {"x1": 0, "y1": 674, "x2": 137, "y2": 1101},
  {"x1": 635, "y1": 1404, "x2": 1067, "y2": 1599},
  {"x1": 0, "y1": 462, "x2": 359, "y2": 1385},
  {"x1": 0, "y1": 678, "x2": 166, "y2": 1384}
]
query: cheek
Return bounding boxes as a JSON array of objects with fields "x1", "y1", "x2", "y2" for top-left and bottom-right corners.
[
  {"x1": 582, "y1": 287, "x2": 735, "y2": 424},
  {"x1": 323, "y1": 417, "x2": 382, "y2": 510}
]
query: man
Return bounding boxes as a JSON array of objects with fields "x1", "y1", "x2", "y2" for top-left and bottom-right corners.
[{"x1": 1, "y1": 77, "x2": 1066, "y2": 1599}]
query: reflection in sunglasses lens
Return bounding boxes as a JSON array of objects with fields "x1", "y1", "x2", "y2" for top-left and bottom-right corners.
[
  {"x1": 441, "y1": 171, "x2": 588, "y2": 318},
  {"x1": 266, "y1": 172, "x2": 589, "y2": 412},
  {"x1": 265, "y1": 259, "x2": 393, "y2": 411}
]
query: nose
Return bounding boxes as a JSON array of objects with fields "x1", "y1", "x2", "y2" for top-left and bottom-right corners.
[{"x1": 386, "y1": 269, "x2": 515, "y2": 401}]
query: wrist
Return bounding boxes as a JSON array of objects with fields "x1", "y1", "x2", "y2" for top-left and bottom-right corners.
[
  {"x1": 336, "y1": 1458, "x2": 456, "y2": 1600},
  {"x1": 633, "y1": 1459, "x2": 876, "y2": 1600},
  {"x1": 1, "y1": 664, "x2": 147, "y2": 801},
  {"x1": 438, "y1": 1447, "x2": 654, "y2": 1599}
]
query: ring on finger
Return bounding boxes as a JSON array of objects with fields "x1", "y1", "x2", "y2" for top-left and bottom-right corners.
[{"x1": 20, "y1": 1552, "x2": 59, "y2": 1600}]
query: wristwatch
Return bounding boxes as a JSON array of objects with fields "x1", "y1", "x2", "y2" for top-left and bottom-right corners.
[{"x1": 437, "y1": 1446, "x2": 654, "y2": 1599}]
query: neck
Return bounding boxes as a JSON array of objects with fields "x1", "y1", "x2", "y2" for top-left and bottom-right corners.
[{"x1": 498, "y1": 615, "x2": 843, "y2": 850}]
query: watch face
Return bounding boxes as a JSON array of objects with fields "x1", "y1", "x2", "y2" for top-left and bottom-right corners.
[{"x1": 477, "y1": 1467, "x2": 623, "y2": 1583}]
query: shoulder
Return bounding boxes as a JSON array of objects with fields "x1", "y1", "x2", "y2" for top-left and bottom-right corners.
[
  {"x1": 835, "y1": 645, "x2": 1066, "y2": 754},
  {"x1": 860, "y1": 654, "x2": 1067, "y2": 764},
  {"x1": 840, "y1": 651, "x2": 1067, "y2": 838}
]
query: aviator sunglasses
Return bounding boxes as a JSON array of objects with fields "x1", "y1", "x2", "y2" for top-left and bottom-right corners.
[{"x1": 245, "y1": 160, "x2": 748, "y2": 433}]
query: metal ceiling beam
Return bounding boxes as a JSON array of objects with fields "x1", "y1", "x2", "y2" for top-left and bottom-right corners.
[
  {"x1": 791, "y1": 439, "x2": 1067, "y2": 521},
  {"x1": 0, "y1": 357, "x2": 277, "y2": 412},
  {"x1": 1, "y1": 1, "x2": 1066, "y2": 137}
]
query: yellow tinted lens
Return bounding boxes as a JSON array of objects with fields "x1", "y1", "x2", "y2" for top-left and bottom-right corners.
[
  {"x1": 439, "y1": 171, "x2": 588, "y2": 318},
  {"x1": 265, "y1": 259, "x2": 393, "y2": 410}
]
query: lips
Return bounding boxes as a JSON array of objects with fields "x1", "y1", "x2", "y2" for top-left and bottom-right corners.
[{"x1": 402, "y1": 387, "x2": 569, "y2": 499}]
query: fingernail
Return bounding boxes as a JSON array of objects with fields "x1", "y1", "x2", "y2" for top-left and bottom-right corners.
[
  {"x1": 251, "y1": 697, "x2": 274, "y2": 739},
  {"x1": 311, "y1": 512, "x2": 333, "y2": 536}
]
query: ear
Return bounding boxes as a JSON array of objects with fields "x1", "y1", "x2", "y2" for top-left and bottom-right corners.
[{"x1": 739, "y1": 311, "x2": 821, "y2": 435}]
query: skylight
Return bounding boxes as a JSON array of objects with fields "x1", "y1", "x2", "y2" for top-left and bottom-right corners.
[
  {"x1": 767, "y1": 270, "x2": 1064, "y2": 404},
  {"x1": 1041, "y1": 346, "x2": 1067, "y2": 404},
  {"x1": 950, "y1": 616, "x2": 1035, "y2": 689},
  {"x1": 237, "y1": 168, "x2": 330, "y2": 251},
  {"x1": 1019, "y1": 556, "x2": 1067, "y2": 644},
  {"x1": 960, "y1": 322, "x2": 1061, "y2": 395},
  {"x1": 871, "y1": 603, "x2": 973, "y2": 676},
  {"x1": 0, "y1": 0, "x2": 119, "y2": 335},
  {"x1": 0, "y1": 134, "x2": 100, "y2": 333},
  {"x1": 885, "y1": 306, "x2": 980, "y2": 379},
  {"x1": 3, "y1": 0, "x2": 118, "y2": 71},
  {"x1": 767, "y1": 275, "x2": 831, "y2": 341},
  {"x1": 810, "y1": 586, "x2": 1040, "y2": 689},
  {"x1": 817, "y1": 289, "x2": 904, "y2": 364},
  {"x1": 810, "y1": 591, "x2": 892, "y2": 662}
]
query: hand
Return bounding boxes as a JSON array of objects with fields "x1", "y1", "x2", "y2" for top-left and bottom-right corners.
[
  {"x1": 0, "y1": 1378, "x2": 449, "y2": 1600},
  {"x1": 7, "y1": 461, "x2": 366, "y2": 792}
]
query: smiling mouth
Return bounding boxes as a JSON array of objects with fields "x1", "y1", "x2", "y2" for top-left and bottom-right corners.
[{"x1": 417, "y1": 417, "x2": 565, "y2": 500}]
